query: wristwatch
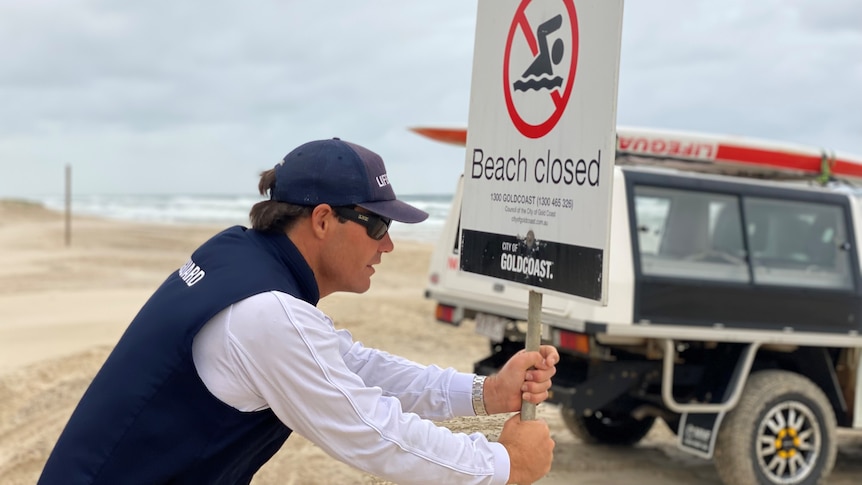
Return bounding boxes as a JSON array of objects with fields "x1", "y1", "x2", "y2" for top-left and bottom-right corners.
[{"x1": 472, "y1": 375, "x2": 488, "y2": 416}]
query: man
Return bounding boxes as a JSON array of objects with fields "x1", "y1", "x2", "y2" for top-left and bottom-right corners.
[{"x1": 40, "y1": 138, "x2": 557, "y2": 485}]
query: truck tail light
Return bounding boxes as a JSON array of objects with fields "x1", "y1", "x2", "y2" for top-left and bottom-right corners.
[
  {"x1": 557, "y1": 329, "x2": 590, "y2": 354},
  {"x1": 435, "y1": 304, "x2": 457, "y2": 324}
]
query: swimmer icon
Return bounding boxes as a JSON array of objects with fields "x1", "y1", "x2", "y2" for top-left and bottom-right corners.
[{"x1": 515, "y1": 15, "x2": 564, "y2": 92}]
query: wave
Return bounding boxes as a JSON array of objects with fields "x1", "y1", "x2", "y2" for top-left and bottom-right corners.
[
  {"x1": 513, "y1": 77, "x2": 563, "y2": 92},
  {"x1": 35, "y1": 193, "x2": 453, "y2": 244}
]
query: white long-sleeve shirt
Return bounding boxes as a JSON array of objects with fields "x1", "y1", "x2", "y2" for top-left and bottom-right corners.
[{"x1": 192, "y1": 291, "x2": 510, "y2": 484}]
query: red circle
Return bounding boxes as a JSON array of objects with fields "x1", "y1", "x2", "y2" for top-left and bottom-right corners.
[{"x1": 503, "y1": 0, "x2": 579, "y2": 139}]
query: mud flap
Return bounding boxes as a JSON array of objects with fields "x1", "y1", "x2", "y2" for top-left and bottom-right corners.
[{"x1": 677, "y1": 411, "x2": 725, "y2": 459}]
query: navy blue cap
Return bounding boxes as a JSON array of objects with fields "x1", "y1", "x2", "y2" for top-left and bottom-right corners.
[{"x1": 272, "y1": 138, "x2": 428, "y2": 224}]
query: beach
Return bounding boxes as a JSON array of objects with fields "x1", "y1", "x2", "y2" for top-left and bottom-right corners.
[{"x1": 2, "y1": 199, "x2": 861, "y2": 484}]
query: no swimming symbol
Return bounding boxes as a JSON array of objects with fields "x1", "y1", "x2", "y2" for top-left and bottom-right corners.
[{"x1": 503, "y1": 0, "x2": 579, "y2": 139}]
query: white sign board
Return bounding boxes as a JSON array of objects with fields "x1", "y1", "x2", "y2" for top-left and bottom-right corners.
[{"x1": 460, "y1": 0, "x2": 624, "y2": 303}]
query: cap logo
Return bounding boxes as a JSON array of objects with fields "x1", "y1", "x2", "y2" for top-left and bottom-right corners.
[{"x1": 375, "y1": 174, "x2": 390, "y2": 188}]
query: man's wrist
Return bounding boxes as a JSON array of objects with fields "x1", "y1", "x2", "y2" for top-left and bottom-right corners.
[{"x1": 472, "y1": 375, "x2": 488, "y2": 416}]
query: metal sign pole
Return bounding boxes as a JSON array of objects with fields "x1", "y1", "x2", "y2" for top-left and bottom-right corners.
[{"x1": 520, "y1": 290, "x2": 543, "y2": 420}]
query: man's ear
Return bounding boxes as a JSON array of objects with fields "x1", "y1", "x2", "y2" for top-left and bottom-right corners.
[{"x1": 309, "y1": 204, "x2": 335, "y2": 239}]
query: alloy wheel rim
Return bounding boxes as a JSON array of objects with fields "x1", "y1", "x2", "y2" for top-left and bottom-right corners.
[{"x1": 755, "y1": 400, "x2": 821, "y2": 484}]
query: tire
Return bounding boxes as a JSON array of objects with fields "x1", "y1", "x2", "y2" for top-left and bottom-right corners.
[
  {"x1": 561, "y1": 406, "x2": 656, "y2": 446},
  {"x1": 713, "y1": 370, "x2": 837, "y2": 485}
]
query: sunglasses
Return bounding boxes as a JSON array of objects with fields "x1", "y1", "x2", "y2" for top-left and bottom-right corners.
[{"x1": 332, "y1": 206, "x2": 392, "y2": 240}]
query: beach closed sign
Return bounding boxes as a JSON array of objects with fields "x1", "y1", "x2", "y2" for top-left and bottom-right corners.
[{"x1": 460, "y1": 0, "x2": 624, "y2": 303}]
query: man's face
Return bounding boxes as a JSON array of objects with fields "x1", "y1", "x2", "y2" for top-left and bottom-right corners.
[{"x1": 318, "y1": 206, "x2": 394, "y2": 295}]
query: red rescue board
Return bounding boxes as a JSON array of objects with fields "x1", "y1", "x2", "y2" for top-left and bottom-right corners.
[{"x1": 410, "y1": 126, "x2": 862, "y2": 183}]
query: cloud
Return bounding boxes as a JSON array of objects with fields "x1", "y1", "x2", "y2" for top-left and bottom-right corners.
[
  {"x1": 617, "y1": 0, "x2": 862, "y2": 153},
  {"x1": 0, "y1": 0, "x2": 859, "y2": 197}
]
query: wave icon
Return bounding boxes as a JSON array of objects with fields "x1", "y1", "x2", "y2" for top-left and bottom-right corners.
[{"x1": 513, "y1": 77, "x2": 563, "y2": 92}]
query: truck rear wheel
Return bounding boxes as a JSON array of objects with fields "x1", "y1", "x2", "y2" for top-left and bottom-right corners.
[
  {"x1": 561, "y1": 406, "x2": 655, "y2": 446},
  {"x1": 713, "y1": 370, "x2": 837, "y2": 485}
]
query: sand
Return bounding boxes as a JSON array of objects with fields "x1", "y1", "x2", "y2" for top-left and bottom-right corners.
[{"x1": 1, "y1": 199, "x2": 861, "y2": 484}]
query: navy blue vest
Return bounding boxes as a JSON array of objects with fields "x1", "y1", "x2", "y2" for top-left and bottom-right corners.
[{"x1": 39, "y1": 226, "x2": 320, "y2": 485}]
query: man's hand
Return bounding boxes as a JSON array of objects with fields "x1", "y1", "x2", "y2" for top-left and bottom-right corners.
[
  {"x1": 498, "y1": 413, "x2": 555, "y2": 485},
  {"x1": 483, "y1": 345, "x2": 558, "y2": 415}
]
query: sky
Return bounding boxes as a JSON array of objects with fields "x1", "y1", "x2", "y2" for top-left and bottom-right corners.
[{"x1": 0, "y1": 0, "x2": 860, "y2": 198}]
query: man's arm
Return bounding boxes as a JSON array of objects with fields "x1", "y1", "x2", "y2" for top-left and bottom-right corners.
[
  {"x1": 195, "y1": 292, "x2": 510, "y2": 484},
  {"x1": 339, "y1": 333, "x2": 559, "y2": 418},
  {"x1": 339, "y1": 336, "x2": 477, "y2": 420}
]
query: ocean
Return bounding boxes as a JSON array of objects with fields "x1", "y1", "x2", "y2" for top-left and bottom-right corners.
[{"x1": 36, "y1": 193, "x2": 454, "y2": 244}]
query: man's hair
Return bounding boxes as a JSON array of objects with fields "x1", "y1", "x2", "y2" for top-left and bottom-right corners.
[{"x1": 249, "y1": 169, "x2": 313, "y2": 233}]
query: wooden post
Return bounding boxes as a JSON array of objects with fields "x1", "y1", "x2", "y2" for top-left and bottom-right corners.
[
  {"x1": 65, "y1": 164, "x2": 71, "y2": 247},
  {"x1": 520, "y1": 290, "x2": 543, "y2": 420}
]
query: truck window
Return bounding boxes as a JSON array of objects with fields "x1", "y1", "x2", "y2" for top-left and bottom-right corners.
[
  {"x1": 744, "y1": 197, "x2": 852, "y2": 290},
  {"x1": 634, "y1": 185, "x2": 853, "y2": 291},
  {"x1": 634, "y1": 186, "x2": 748, "y2": 283}
]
